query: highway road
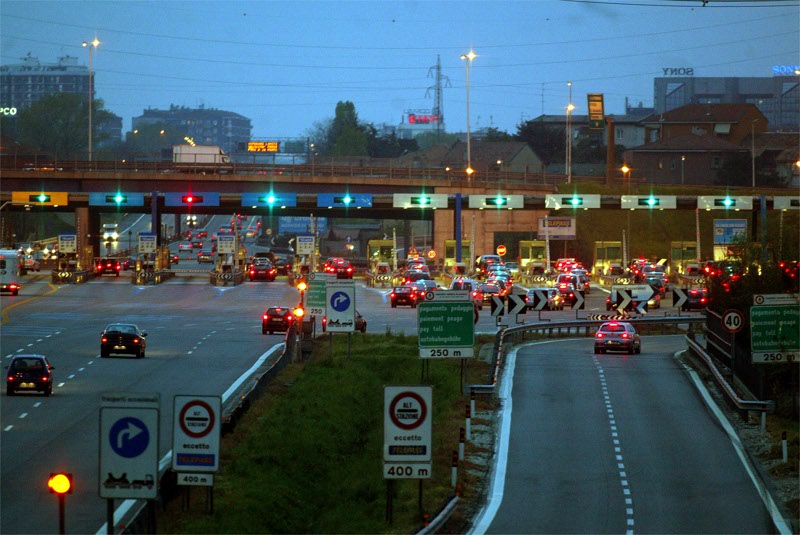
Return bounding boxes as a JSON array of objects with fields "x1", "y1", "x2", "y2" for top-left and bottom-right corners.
[
  {"x1": 1, "y1": 228, "x2": 705, "y2": 534},
  {"x1": 475, "y1": 336, "x2": 775, "y2": 534}
]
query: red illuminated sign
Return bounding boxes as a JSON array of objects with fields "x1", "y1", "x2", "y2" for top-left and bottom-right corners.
[{"x1": 408, "y1": 114, "x2": 440, "y2": 125}]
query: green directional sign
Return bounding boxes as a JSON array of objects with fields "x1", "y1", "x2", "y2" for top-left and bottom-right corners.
[
  {"x1": 307, "y1": 279, "x2": 327, "y2": 316},
  {"x1": 750, "y1": 305, "x2": 799, "y2": 364},
  {"x1": 418, "y1": 299, "x2": 475, "y2": 359}
]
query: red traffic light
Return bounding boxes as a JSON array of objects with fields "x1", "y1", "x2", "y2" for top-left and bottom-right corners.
[
  {"x1": 181, "y1": 195, "x2": 203, "y2": 204},
  {"x1": 48, "y1": 473, "x2": 73, "y2": 494}
]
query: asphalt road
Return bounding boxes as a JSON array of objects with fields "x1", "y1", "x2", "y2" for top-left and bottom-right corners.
[{"x1": 480, "y1": 336, "x2": 774, "y2": 534}]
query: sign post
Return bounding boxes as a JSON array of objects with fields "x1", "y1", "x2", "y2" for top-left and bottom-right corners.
[
  {"x1": 417, "y1": 291, "x2": 475, "y2": 359},
  {"x1": 172, "y1": 395, "x2": 221, "y2": 512},
  {"x1": 750, "y1": 302, "x2": 799, "y2": 364}
]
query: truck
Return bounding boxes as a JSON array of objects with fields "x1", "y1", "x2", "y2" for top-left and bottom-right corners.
[
  {"x1": 102, "y1": 223, "x2": 119, "y2": 241},
  {"x1": 172, "y1": 145, "x2": 232, "y2": 173},
  {"x1": 0, "y1": 249, "x2": 23, "y2": 294}
]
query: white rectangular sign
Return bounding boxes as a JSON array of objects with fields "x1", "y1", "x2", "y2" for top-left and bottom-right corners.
[
  {"x1": 537, "y1": 217, "x2": 576, "y2": 240},
  {"x1": 384, "y1": 386, "x2": 432, "y2": 464},
  {"x1": 468, "y1": 195, "x2": 524, "y2": 209},
  {"x1": 383, "y1": 463, "x2": 432, "y2": 479},
  {"x1": 172, "y1": 395, "x2": 221, "y2": 473},
  {"x1": 58, "y1": 234, "x2": 77, "y2": 254},
  {"x1": 392, "y1": 193, "x2": 448, "y2": 209},
  {"x1": 177, "y1": 472, "x2": 215, "y2": 486},
  {"x1": 545, "y1": 194, "x2": 601, "y2": 209},
  {"x1": 216, "y1": 234, "x2": 236, "y2": 254},
  {"x1": 99, "y1": 406, "x2": 160, "y2": 499},
  {"x1": 426, "y1": 290, "x2": 470, "y2": 302},
  {"x1": 296, "y1": 235, "x2": 315, "y2": 256},
  {"x1": 753, "y1": 294, "x2": 799, "y2": 306},
  {"x1": 325, "y1": 280, "x2": 356, "y2": 332},
  {"x1": 138, "y1": 233, "x2": 157, "y2": 254}
]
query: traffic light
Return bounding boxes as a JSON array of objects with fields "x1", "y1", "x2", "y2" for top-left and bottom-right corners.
[
  {"x1": 106, "y1": 194, "x2": 127, "y2": 205},
  {"x1": 48, "y1": 473, "x2": 73, "y2": 494},
  {"x1": 714, "y1": 197, "x2": 735, "y2": 208},
  {"x1": 334, "y1": 195, "x2": 352, "y2": 205},
  {"x1": 567, "y1": 196, "x2": 583, "y2": 206},
  {"x1": 31, "y1": 194, "x2": 51, "y2": 203},
  {"x1": 182, "y1": 195, "x2": 204, "y2": 204},
  {"x1": 293, "y1": 306, "x2": 305, "y2": 319},
  {"x1": 492, "y1": 196, "x2": 508, "y2": 206},
  {"x1": 638, "y1": 197, "x2": 659, "y2": 207},
  {"x1": 261, "y1": 194, "x2": 277, "y2": 206},
  {"x1": 12, "y1": 191, "x2": 68, "y2": 206},
  {"x1": 411, "y1": 195, "x2": 430, "y2": 206}
]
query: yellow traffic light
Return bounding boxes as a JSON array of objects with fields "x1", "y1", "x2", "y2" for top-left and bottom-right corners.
[
  {"x1": 297, "y1": 281, "x2": 307, "y2": 292},
  {"x1": 293, "y1": 307, "x2": 305, "y2": 319},
  {"x1": 48, "y1": 473, "x2": 73, "y2": 494}
]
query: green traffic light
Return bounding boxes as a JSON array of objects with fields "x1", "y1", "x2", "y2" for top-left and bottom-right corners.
[
  {"x1": 493, "y1": 196, "x2": 506, "y2": 206},
  {"x1": 342, "y1": 195, "x2": 352, "y2": 205},
  {"x1": 723, "y1": 197, "x2": 733, "y2": 207},
  {"x1": 37, "y1": 194, "x2": 48, "y2": 202},
  {"x1": 267, "y1": 194, "x2": 276, "y2": 205},
  {"x1": 114, "y1": 194, "x2": 124, "y2": 204},
  {"x1": 570, "y1": 197, "x2": 582, "y2": 206}
]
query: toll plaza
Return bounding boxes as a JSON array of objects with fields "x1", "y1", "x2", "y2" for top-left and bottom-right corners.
[{"x1": 210, "y1": 231, "x2": 245, "y2": 286}]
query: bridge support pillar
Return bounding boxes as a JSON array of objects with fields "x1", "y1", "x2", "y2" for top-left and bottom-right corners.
[{"x1": 75, "y1": 206, "x2": 99, "y2": 270}]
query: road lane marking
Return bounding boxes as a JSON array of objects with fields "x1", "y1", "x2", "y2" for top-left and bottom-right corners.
[
  {"x1": 19, "y1": 413, "x2": 27, "y2": 419},
  {"x1": 68, "y1": 374, "x2": 75, "y2": 379},
  {"x1": 79, "y1": 367, "x2": 85, "y2": 372},
  {"x1": 57, "y1": 382, "x2": 65, "y2": 387},
  {"x1": 1, "y1": 283, "x2": 59, "y2": 325},
  {"x1": 36, "y1": 339, "x2": 43, "y2": 342},
  {"x1": 33, "y1": 402, "x2": 42, "y2": 408},
  {"x1": 187, "y1": 351, "x2": 193, "y2": 355}
]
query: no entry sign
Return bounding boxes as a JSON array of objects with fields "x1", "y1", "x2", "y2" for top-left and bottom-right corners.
[
  {"x1": 384, "y1": 386, "x2": 432, "y2": 463},
  {"x1": 172, "y1": 395, "x2": 221, "y2": 472}
]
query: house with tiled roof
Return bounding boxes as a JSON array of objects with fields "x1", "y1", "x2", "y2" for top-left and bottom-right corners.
[
  {"x1": 398, "y1": 141, "x2": 544, "y2": 174},
  {"x1": 621, "y1": 103, "x2": 797, "y2": 186}
]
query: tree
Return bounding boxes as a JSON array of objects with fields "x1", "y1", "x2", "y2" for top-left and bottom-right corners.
[
  {"x1": 366, "y1": 129, "x2": 419, "y2": 158},
  {"x1": 120, "y1": 122, "x2": 187, "y2": 158},
  {"x1": 16, "y1": 93, "x2": 116, "y2": 159},
  {"x1": 515, "y1": 119, "x2": 565, "y2": 165},
  {"x1": 482, "y1": 127, "x2": 513, "y2": 142},
  {"x1": 415, "y1": 131, "x2": 459, "y2": 150}
]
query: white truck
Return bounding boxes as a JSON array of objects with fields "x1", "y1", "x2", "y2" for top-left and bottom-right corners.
[
  {"x1": 102, "y1": 223, "x2": 119, "y2": 241},
  {"x1": 0, "y1": 249, "x2": 23, "y2": 295},
  {"x1": 172, "y1": 145, "x2": 232, "y2": 173}
]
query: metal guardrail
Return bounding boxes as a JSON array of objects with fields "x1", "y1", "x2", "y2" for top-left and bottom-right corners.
[{"x1": 685, "y1": 336, "x2": 774, "y2": 415}]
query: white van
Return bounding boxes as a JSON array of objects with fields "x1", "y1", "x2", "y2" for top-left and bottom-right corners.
[{"x1": 0, "y1": 249, "x2": 23, "y2": 295}]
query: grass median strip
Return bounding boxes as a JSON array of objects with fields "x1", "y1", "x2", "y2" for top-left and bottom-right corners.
[{"x1": 159, "y1": 332, "x2": 493, "y2": 534}]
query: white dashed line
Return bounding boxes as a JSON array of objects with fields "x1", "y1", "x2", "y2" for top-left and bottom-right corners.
[
  {"x1": 88, "y1": 361, "x2": 94, "y2": 365},
  {"x1": 57, "y1": 382, "x2": 65, "y2": 387},
  {"x1": 33, "y1": 402, "x2": 42, "y2": 408},
  {"x1": 68, "y1": 374, "x2": 75, "y2": 379},
  {"x1": 26, "y1": 343, "x2": 33, "y2": 347},
  {"x1": 16, "y1": 349, "x2": 23, "y2": 353},
  {"x1": 79, "y1": 368, "x2": 85, "y2": 372},
  {"x1": 4, "y1": 425, "x2": 12, "y2": 432},
  {"x1": 36, "y1": 339, "x2": 43, "y2": 342},
  {"x1": 19, "y1": 413, "x2": 28, "y2": 419},
  {"x1": 45, "y1": 335, "x2": 52, "y2": 338},
  {"x1": 187, "y1": 351, "x2": 193, "y2": 355}
]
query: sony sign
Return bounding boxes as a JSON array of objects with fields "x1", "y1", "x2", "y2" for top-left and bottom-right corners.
[
  {"x1": 662, "y1": 67, "x2": 694, "y2": 76},
  {"x1": 408, "y1": 114, "x2": 439, "y2": 125},
  {"x1": 1, "y1": 107, "x2": 18, "y2": 116},
  {"x1": 772, "y1": 65, "x2": 800, "y2": 75}
]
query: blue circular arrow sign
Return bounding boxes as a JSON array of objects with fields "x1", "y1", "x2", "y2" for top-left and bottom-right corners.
[
  {"x1": 330, "y1": 291, "x2": 351, "y2": 312},
  {"x1": 109, "y1": 417, "x2": 150, "y2": 458}
]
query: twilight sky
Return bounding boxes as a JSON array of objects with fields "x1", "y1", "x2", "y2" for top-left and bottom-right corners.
[{"x1": 2, "y1": 0, "x2": 798, "y2": 138}]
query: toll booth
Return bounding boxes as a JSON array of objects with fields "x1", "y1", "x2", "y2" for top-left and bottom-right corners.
[
  {"x1": 212, "y1": 232, "x2": 244, "y2": 285},
  {"x1": 443, "y1": 240, "x2": 472, "y2": 270},
  {"x1": 367, "y1": 239, "x2": 394, "y2": 271},
  {"x1": 670, "y1": 241, "x2": 698, "y2": 275},
  {"x1": 593, "y1": 241, "x2": 622, "y2": 276},
  {"x1": 519, "y1": 240, "x2": 547, "y2": 274}
]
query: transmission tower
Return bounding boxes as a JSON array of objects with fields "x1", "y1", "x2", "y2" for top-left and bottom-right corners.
[{"x1": 426, "y1": 55, "x2": 451, "y2": 141}]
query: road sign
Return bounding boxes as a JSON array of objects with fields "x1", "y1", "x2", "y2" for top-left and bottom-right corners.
[
  {"x1": 721, "y1": 310, "x2": 745, "y2": 333},
  {"x1": 409, "y1": 246, "x2": 418, "y2": 256},
  {"x1": 172, "y1": 396, "x2": 221, "y2": 473},
  {"x1": 587, "y1": 93, "x2": 605, "y2": 129},
  {"x1": 325, "y1": 280, "x2": 355, "y2": 332},
  {"x1": 427, "y1": 249, "x2": 437, "y2": 260},
  {"x1": 507, "y1": 294, "x2": 527, "y2": 315},
  {"x1": 177, "y1": 473, "x2": 215, "y2": 487},
  {"x1": 423, "y1": 290, "x2": 469, "y2": 302},
  {"x1": 612, "y1": 284, "x2": 653, "y2": 314},
  {"x1": 99, "y1": 407, "x2": 159, "y2": 499},
  {"x1": 217, "y1": 234, "x2": 236, "y2": 254},
  {"x1": 384, "y1": 386, "x2": 432, "y2": 466},
  {"x1": 307, "y1": 279, "x2": 327, "y2": 315},
  {"x1": 673, "y1": 288, "x2": 688, "y2": 309},
  {"x1": 750, "y1": 305, "x2": 799, "y2": 364},
  {"x1": 58, "y1": 233, "x2": 77, "y2": 254},
  {"x1": 572, "y1": 290, "x2": 585, "y2": 310},
  {"x1": 383, "y1": 463, "x2": 432, "y2": 479},
  {"x1": 530, "y1": 289, "x2": 548, "y2": 311},
  {"x1": 713, "y1": 219, "x2": 748, "y2": 245},
  {"x1": 545, "y1": 194, "x2": 601, "y2": 210},
  {"x1": 138, "y1": 233, "x2": 157, "y2": 254},
  {"x1": 418, "y1": 300, "x2": 475, "y2": 358},
  {"x1": 496, "y1": 244, "x2": 507, "y2": 256},
  {"x1": 491, "y1": 296, "x2": 505, "y2": 316},
  {"x1": 753, "y1": 294, "x2": 799, "y2": 306}
]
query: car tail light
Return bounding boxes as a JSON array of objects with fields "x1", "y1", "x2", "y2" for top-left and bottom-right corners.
[
  {"x1": 347, "y1": 267, "x2": 353, "y2": 273},
  {"x1": 287, "y1": 315, "x2": 293, "y2": 322},
  {"x1": 390, "y1": 293, "x2": 395, "y2": 298},
  {"x1": 270, "y1": 269, "x2": 276, "y2": 275},
  {"x1": 133, "y1": 338, "x2": 140, "y2": 344},
  {"x1": 596, "y1": 332, "x2": 604, "y2": 338},
  {"x1": 472, "y1": 291, "x2": 478, "y2": 297},
  {"x1": 609, "y1": 323, "x2": 618, "y2": 327},
  {"x1": 101, "y1": 337, "x2": 108, "y2": 343},
  {"x1": 700, "y1": 297, "x2": 707, "y2": 304},
  {"x1": 43, "y1": 376, "x2": 51, "y2": 381},
  {"x1": 9, "y1": 284, "x2": 18, "y2": 290},
  {"x1": 250, "y1": 270, "x2": 255, "y2": 275},
  {"x1": 263, "y1": 314, "x2": 269, "y2": 320},
  {"x1": 116, "y1": 265, "x2": 121, "y2": 271},
  {"x1": 622, "y1": 333, "x2": 629, "y2": 338},
  {"x1": 97, "y1": 264, "x2": 102, "y2": 270}
]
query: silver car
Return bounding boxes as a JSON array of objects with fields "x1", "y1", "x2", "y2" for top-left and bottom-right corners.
[{"x1": 594, "y1": 322, "x2": 641, "y2": 354}]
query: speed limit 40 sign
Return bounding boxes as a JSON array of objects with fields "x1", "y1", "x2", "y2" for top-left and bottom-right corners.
[{"x1": 722, "y1": 309, "x2": 744, "y2": 333}]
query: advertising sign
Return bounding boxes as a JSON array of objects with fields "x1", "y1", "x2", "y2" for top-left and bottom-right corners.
[
  {"x1": 138, "y1": 233, "x2": 157, "y2": 254},
  {"x1": 325, "y1": 280, "x2": 355, "y2": 332},
  {"x1": 587, "y1": 93, "x2": 605, "y2": 129},
  {"x1": 537, "y1": 217, "x2": 576, "y2": 240},
  {"x1": 58, "y1": 233, "x2": 77, "y2": 254},
  {"x1": 296, "y1": 235, "x2": 315, "y2": 256},
  {"x1": 383, "y1": 385, "x2": 432, "y2": 479},
  {"x1": 172, "y1": 396, "x2": 221, "y2": 473},
  {"x1": 713, "y1": 219, "x2": 747, "y2": 245}
]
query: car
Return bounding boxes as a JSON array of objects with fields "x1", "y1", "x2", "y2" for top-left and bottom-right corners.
[
  {"x1": 96, "y1": 258, "x2": 121, "y2": 276},
  {"x1": 594, "y1": 322, "x2": 641, "y2": 354},
  {"x1": 391, "y1": 286, "x2": 421, "y2": 308},
  {"x1": 120, "y1": 257, "x2": 134, "y2": 270},
  {"x1": 556, "y1": 273, "x2": 589, "y2": 294},
  {"x1": 644, "y1": 276, "x2": 666, "y2": 297},
  {"x1": 322, "y1": 311, "x2": 367, "y2": 333},
  {"x1": 101, "y1": 323, "x2": 148, "y2": 358},
  {"x1": 191, "y1": 239, "x2": 204, "y2": 249},
  {"x1": 504, "y1": 261, "x2": 520, "y2": 277},
  {"x1": 6, "y1": 355, "x2": 54, "y2": 396},
  {"x1": 196, "y1": 231, "x2": 208, "y2": 239},
  {"x1": 557, "y1": 282, "x2": 578, "y2": 306},
  {"x1": 197, "y1": 249, "x2": 215, "y2": 264},
  {"x1": 486, "y1": 277, "x2": 509, "y2": 295},
  {"x1": 449, "y1": 277, "x2": 484, "y2": 309},
  {"x1": 403, "y1": 270, "x2": 432, "y2": 284},
  {"x1": 640, "y1": 264, "x2": 669, "y2": 289},
  {"x1": 525, "y1": 287, "x2": 564, "y2": 311},
  {"x1": 169, "y1": 254, "x2": 179, "y2": 266},
  {"x1": 555, "y1": 258, "x2": 577, "y2": 272},
  {"x1": 479, "y1": 282, "x2": 503, "y2": 303},
  {"x1": 334, "y1": 259, "x2": 354, "y2": 279},
  {"x1": 262, "y1": 306, "x2": 296, "y2": 334},
  {"x1": 647, "y1": 292, "x2": 662, "y2": 309},
  {"x1": 23, "y1": 255, "x2": 41, "y2": 272},
  {"x1": 682, "y1": 287, "x2": 709, "y2": 311},
  {"x1": 415, "y1": 279, "x2": 439, "y2": 293},
  {"x1": 476, "y1": 254, "x2": 503, "y2": 277},
  {"x1": 249, "y1": 259, "x2": 277, "y2": 281},
  {"x1": 178, "y1": 242, "x2": 194, "y2": 251}
]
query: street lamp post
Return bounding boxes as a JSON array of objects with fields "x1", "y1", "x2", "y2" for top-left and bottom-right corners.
[
  {"x1": 751, "y1": 119, "x2": 759, "y2": 189},
  {"x1": 681, "y1": 155, "x2": 686, "y2": 185},
  {"x1": 566, "y1": 81, "x2": 574, "y2": 185},
  {"x1": 460, "y1": 50, "x2": 476, "y2": 182},
  {"x1": 82, "y1": 38, "x2": 100, "y2": 162}
]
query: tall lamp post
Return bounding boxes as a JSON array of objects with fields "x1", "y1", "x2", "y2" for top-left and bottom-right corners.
[
  {"x1": 460, "y1": 50, "x2": 476, "y2": 182},
  {"x1": 751, "y1": 118, "x2": 759, "y2": 189},
  {"x1": 82, "y1": 38, "x2": 100, "y2": 162},
  {"x1": 566, "y1": 81, "x2": 574, "y2": 184},
  {"x1": 681, "y1": 155, "x2": 686, "y2": 185}
]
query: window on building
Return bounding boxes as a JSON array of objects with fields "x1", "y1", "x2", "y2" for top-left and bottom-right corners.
[
  {"x1": 616, "y1": 128, "x2": 624, "y2": 140},
  {"x1": 711, "y1": 156, "x2": 722, "y2": 169}
]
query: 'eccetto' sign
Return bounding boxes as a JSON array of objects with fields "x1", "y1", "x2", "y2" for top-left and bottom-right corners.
[{"x1": 1, "y1": 107, "x2": 18, "y2": 116}]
